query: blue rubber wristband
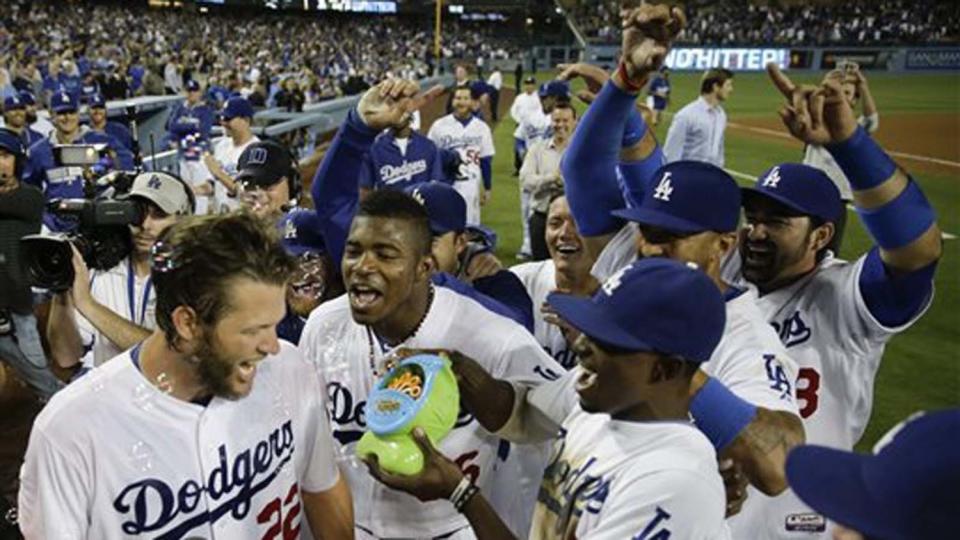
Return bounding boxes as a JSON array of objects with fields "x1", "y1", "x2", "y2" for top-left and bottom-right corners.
[
  {"x1": 856, "y1": 180, "x2": 936, "y2": 250},
  {"x1": 621, "y1": 106, "x2": 648, "y2": 148},
  {"x1": 825, "y1": 126, "x2": 897, "y2": 191},
  {"x1": 690, "y1": 377, "x2": 757, "y2": 451}
]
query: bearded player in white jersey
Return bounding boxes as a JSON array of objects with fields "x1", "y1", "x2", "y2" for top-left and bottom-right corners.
[
  {"x1": 299, "y1": 189, "x2": 564, "y2": 540},
  {"x1": 18, "y1": 213, "x2": 353, "y2": 539},
  {"x1": 427, "y1": 85, "x2": 495, "y2": 226},
  {"x1": 543, "y1": 3, "x2": 804, "y2": 506},
  {"x1": 365, "y1": 258, "x2": 732, "y2": 539},
  {"x1": 510, "y1": 192, "x2": 599, "y2": 370},
  {"x1": 717, "y1": 66, "x2": 943, "y2": 539}
]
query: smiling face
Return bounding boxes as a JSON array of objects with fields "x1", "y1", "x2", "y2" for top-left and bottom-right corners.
[
  {"x1": 342, "y1": 215, "x2": 432, "y2": 327},
  {"x1": 3, "y1": 109, "x2": 26, "y2": 130},
  {"x1": 452, "y1": 88, "x2": 474, "y2": 119},
  {"x1": 546, "y1": 196, "x2": 591, "y2": 275},
  {"x1": 573, "y1": 334, "x2": 657, "y2": 418},
  {"x1": 54, "y1": 109, "x2": 80, "y2": 137},
  {"x1": 89, "y1": 106, "x2": 107, "y2": 129},
  {"x1": 738, "y1": 195, "x2": 834, "y2": 292},
  {"x1": 192, "y1": 277, "x2": 286, "y2": 400}
]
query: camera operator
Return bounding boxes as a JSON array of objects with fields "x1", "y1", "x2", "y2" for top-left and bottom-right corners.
[
  {"x1": 24, "y1": 91, "x2": 135, "y2": 232},
  {"x1": 46, "y1": 172, "x2": 194, "y2": 371},
  {"x1": 0, "y1": 128, "x2": 64, "y2": 400}
]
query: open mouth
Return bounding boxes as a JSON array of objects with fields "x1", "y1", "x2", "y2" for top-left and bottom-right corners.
[
  {"x1": 348, "y1": 283, "x2": 383, "y2": 311},
  {"x1": 743, "y1": 243, "x2": 775, "y2": 266},
  {"x1": 291, "y1": 279, "x2": 324, "y2": 299}
]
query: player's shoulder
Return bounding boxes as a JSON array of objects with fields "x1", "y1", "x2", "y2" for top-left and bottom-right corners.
[
  {"x1": 256, "y1": 340, "x2": 314, "y2": 384},
  {"x1": 724, "y1": 287, "x2": 784, "y2": 346},
  {"x1": 302, "y1": 294, "x2": 355, "y2": 338},
  {"x1": 32, "y1": 355, "x2": 136, "y2": 439},
  {"x1": 508, "y1": 259, "x2": 553, "y2": 286}
]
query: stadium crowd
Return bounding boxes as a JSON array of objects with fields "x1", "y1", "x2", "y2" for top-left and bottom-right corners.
[
  {"x1": 575, "y1": 0, "x2": 960, "y2": 45},
  {"x1": 0, "y1": 0, "x2": 519, "y2": 108}
]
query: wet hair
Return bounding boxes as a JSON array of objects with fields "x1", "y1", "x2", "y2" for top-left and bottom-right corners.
[
  {"x1": 152, "y1": 212, "x2": 295, "y2": 350},
  {"x1": 355, "y1": 189, "x2": 433, "y2": 257}
]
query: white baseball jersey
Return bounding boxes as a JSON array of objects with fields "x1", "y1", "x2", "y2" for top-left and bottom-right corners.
[
  {"x1": 210, "y1": 134, "x2": 259, "y2": 214},
  {"x1": 509, "y1": 260, "x2": 576, "y2": 370},
  {"x1": 722, "y1": 251, "x2": 933, "y2": 538},
  {"x1": 510, "y1": 91, "x2": 541, "y2": 139},
  {"x1": 428, "y1": 114, "x2": 494, "y2": 226},
  {"x1": 76, "y1": 257, "x2": 155, "y2": 368},
  {"x1": 18, "y1": 341, "x2": 340, "y2": 539},
  {"x1": 180, "y1": 159, "x2": 212, "y2": 214},
  {"x1": 591, "y1": 224, "x2": 800, "y2": 415},
  {"x1": 802, "y1": 114, "x2": 878, "y2": 201},
  {"x1": 519, "y1": 107, "x2": 551, "y2": 147},
  {"x1": 531, "y1": 407, "x2": 730, "y2": 539},
  {"x1": 31, "y1": 115, "x2": 56, "y2": 138},
  {"x1": 299, "y1": 286, "x2": 564, "y2": 539}
]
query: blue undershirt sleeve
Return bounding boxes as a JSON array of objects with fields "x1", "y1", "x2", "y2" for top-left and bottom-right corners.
[
  {"x1": 480, "y1": 157, "x2": 492, "y2": 191},
  {"x1": 858, "y1": 247, "x2": 937, "y2": 328}
]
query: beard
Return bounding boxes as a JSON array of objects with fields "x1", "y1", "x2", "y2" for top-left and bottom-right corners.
[
  {"x1": 739, "y1": 236, "x2": 809, "y2": 286},
  {"x1": 192, "y1": 330, "x2": 246, "y2": 400}
]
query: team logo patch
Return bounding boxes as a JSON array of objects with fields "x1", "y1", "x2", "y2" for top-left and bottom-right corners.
[
  {"x1": 147, "y1": 175, "x2": 163, "y2": 190},
  {"x1": 762, "y1": 167, "x2": 782, "y2": 188},
  {"x1": 247, "y1": 147, "x2": 269, "y2": 166},
  {"x1": 653, "y1": 172, "x2": 674, "y2": 202},
  {"x1": 785, "y1": 512, "x2": 826, "y2": 533}
]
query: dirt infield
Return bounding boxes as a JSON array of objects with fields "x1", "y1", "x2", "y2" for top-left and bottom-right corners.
[{"x1": 735, "y1": 113, "x2": 960, "y2": 176}]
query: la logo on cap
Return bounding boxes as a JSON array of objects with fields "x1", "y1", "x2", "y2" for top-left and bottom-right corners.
[
  {"x1": 411, "y1": 188, "x2": 426, "y2": 207},
  {"x1": 653, "y1": 171, "x2": 674, "y2": 202},
  {"x1": 247, "y1": 147, "x2": 269, "y2": 166},
  {"x1": 283, "y1": 219, "x2": 297, "y2": 240},
  {"x1": 147, "y1": 175, "x2": 162, "y2": 190},
  {"x1": 762, "y1": 167, "x2": 782, "y2": 188}
]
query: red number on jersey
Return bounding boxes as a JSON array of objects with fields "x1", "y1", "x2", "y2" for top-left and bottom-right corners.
[
  {"x1": 454, "y1": 450, "x2": 481, "y2": 483},
  {"x1": 797, "y1": 368, "x2": 821, "y2": 419},
  {"x1": 258, "y1": 483, "x2": 302, "y2": 540}
]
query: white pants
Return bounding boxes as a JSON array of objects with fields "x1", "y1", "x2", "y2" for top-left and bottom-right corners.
[
  {"x1": 519, "y1": 188, "x2": 532, "y2": 255},
  {"x1": 454, "y1": 178, "x2": 481, "y2": 226}
]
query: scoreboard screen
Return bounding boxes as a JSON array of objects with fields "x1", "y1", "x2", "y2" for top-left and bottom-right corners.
[{"x1": 197, "y1": 0, "x2": 397, "y2": 13}]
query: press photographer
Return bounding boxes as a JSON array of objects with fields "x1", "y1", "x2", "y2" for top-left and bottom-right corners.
[
  {"x1": 24, "y1": 91, "x2": 134, "y2": 232},
  {"x1": 0, "y1": 128, "x2": 64, "y2": 401},
  {"x1": 45, "y1": 171, "x2": 195, "y2": 371}
]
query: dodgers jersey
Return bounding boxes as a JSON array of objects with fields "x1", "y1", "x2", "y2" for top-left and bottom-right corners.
[
  {"x1": 209, "y1": 135, "x2": 259, "y2": 213},
  {"x1": 509, "y1": 260, "x2": 576, "y2": 370},
  {"x1": 18, "y1": 341, "x2": 340, "y2": 539},
  {"x1": 358, "y1": 131, "x2": 445, "y2": 192},
  {"x1": 590, "y1": 225, "x2": 800, "y2": 416},
  {"x1": 510, "y1": 92, "x2": 542, "y2": 140},
  {"x1": 519, "y1": 107, "x2": 551, "y2": 147},
  {"x1": 299, "y1": 286, "x2": 564, "y2": 538},
  {"x1": 721, "y1": 251, "x2": 933, "y2": 538},
  {"x1": 427, "y1": 114, "x2": 494, "y2": 225},
  {"x1": 76, "y1": 258, "x2": 156, "y2": 368},
  {"x1": 531, "y1": 408, "x2": 729, "y2": 540}
]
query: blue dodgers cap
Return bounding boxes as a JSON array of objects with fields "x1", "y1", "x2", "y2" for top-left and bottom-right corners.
[
  {"x1": 185, "y1": 79, "x2": 201, "y2": 92},
  {"x1": 406, "y1": 182, "x2": 467, "y2": 235},
  {"x1": 613, "y1": 161, "x2": 741, "y2": 233},
  {"x1": 50, "y1": 91, "x2": 78, "y2": 113},
  {"x1": 17, "y1": 91, "x2": 36, "y2": 106},
  {"x1": 787, "y1": 409, "x2": 960, "y2": 539},
  {"x1": 87, "y1": 93, "x2": 106, "y2": 109},
  {"x1": 548, "y1": 258, "x2": 725, "y2": 362},
  {"x1": 539, "y1": 80, "x2": 571, "y2": 99},
  {"x1": 743, "y1": 164, "x2": 845, "y2": 224},
  {"x1": 3, "y1": 95, "x2": 25, "y2": 112},
  {"x1": 279, "y1": 209, "x2": 326, "y2": 256},
  {"x1": 221, "y1": 96, "x2": 254, "y2": 120}
]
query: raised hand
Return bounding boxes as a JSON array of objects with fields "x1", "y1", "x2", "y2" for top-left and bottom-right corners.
[
  {"x1": 619, "y1": 3, "x2": 686, "y2": 84},
  {"x1": 767, "y1": 64, "x2": 858, "y2": 145},
  {"x1": 358, "y1": 79, "x2": 444, "y2": 131}
]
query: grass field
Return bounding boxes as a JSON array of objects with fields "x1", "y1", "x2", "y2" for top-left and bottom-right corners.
[{"x1": 481, "y1": 71, "x2": 960, "y2": 451}]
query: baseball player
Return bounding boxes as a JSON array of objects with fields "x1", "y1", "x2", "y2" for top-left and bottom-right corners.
[
  {"x1": 25, "y1": 91, "x2": 134, "y2": 231},
  {"x1": 536, "y1": 3, "x2": 805, "y2": 502},
  {"x1": 428, "y1": 85, "x2": 494, "y2": 226},
  {"x1": 509, "y1": 76, "x2": 540, "y2": 176},
  {"x1": 44, "y1": 172, "x2": 195, "y2": 370},
  {"x1": 19, "y1": 213, "x2": 354, "y2": 539},
  {"x1": 165, "y1": 79, "x2": 215, "y2": 213},
  {"x1": 785, "y1": 409, "x2": 959, "y2": 540},
  {"x1": 309, "y1": 81, "x2": 534, "y2": 332},
  {"x1": 716, "y1": 66, "x2": 943, "y2": 539},
  {"x1": 299, "y1": 189, "x2": 564, "y2": 539},
  {"x1": 509, "y1": 193, "x2": 599, "y2": 370},
  {"x1": 86, "y1": 94, "x2": 135, "y2": 152},
  {"x1": 645, "y1": 66, "x2": 671, "y2": 126},
  {"x1": 199, "y1": 96, "x2": 259, "y2": 214},
  {"x1": 364, "y1": 258, "x2": 732, "y2": 539},
  {"x1": 358, "y1": 115, "x2": 446, "y2": 197},
  {"x1": 276, "y1": 209, "x2": 339, "y2": 344}
]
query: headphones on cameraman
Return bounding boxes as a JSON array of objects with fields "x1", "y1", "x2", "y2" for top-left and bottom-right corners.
[{"x1": 0, "y1": 127, "x2": 26, "y2": 180}]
